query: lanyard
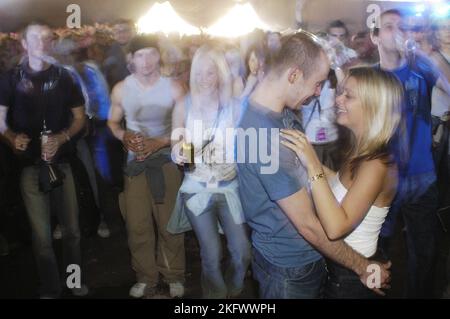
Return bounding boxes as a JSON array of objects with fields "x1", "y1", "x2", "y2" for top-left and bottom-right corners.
[
  {"x1": 304, "y1": 98, "x2": 321, "y2": 130},
  {"x1": 200, "y1": 105, "x2": 224, "y2": 153}
]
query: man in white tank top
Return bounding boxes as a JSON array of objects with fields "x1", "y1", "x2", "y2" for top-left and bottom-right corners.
[{"x1": 108, "y1": 36, "x2": 186, "y2": 299}]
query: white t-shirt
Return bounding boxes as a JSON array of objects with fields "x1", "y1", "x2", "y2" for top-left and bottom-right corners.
[{"x1": 431, "y1": 52, "x2": 450, "y2": 118}]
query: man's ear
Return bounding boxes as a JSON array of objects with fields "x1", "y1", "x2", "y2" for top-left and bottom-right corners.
[
  {"x1": 21, "y1": 39, "x2": 28, "y2": 51},
  {"x1": 370, "y1": 31, "x2": 379, "y2": 46},
  {"x1": 287, "y1": 68, "x2": 303, "y2": 84},
  {"x1": 126, "y1": 52, "x2": 133, "y2": 63}
]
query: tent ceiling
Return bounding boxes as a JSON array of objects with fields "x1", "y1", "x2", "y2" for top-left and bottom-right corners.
[{"x1": 0, "y1": 0, "x2": 424, "y2": 33}]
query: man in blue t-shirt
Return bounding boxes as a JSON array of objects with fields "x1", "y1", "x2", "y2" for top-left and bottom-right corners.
[
  {"x1": 371, "y1": 9, "x2": 450, "y2": 298},
  {"x1": 236, "y1": 32, "x2": 391, "y2": 299}
]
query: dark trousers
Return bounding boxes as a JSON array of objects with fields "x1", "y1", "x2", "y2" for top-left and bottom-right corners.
[
  {"x1": 20, "y1": 164, "x2": 82, "y2": 298},
  {"x1": 380, "y1": 182, "x2": 439, "y2": 298},
  {"x1": 325, "y1": 260, "x2": 378, "y2": 299},
  {"x1": 402, "y1": 183, "x2": 439, "y2": 298}
]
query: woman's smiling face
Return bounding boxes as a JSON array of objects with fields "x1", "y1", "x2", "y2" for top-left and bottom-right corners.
[
  {"x1": 335, "y1": 76, "x2": 364, "y2": 134},
  {"x1": 195, "y1": 57, "x2": 219, "y2": 93}
]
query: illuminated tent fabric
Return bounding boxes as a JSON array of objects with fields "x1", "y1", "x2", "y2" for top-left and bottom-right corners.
[
  {"x1": 136, "y1": 1, "x2": 200, "y2": 35},
  {"x1": 206, "y1": 3, "x2": 273, "y2": 37},
  {"x1": 3, "y1": 0, "x2": 445, "y2": 35}
]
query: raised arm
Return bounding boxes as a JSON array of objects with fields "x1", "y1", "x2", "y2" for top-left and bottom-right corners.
[
  {"x1": 321, "y1": 164, "x2": 337, "y2": 179},
  {"x1": 309, "y1": 159, "x2": 387, "y2": 240},
  {"x1": 419, "y1": 51, "x2": 450, "y2": 97},
  {"x1": 430, "y1": 51, "x2": 450, "y2": 85},
  {"x1": 281, "y1": 129, "x2": 387, "y2": 239}
]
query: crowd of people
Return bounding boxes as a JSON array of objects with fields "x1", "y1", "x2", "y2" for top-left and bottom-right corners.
[{"x1": 0, "y1": 8, "x2": 449, "y2": 299}]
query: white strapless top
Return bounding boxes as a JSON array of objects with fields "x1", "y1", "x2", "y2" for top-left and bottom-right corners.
[{"x1": 329, "y1": 173, "x2": 389, "y2": 258}]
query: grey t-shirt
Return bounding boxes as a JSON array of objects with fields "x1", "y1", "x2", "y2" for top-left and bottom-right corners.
[{"x1": 236, "y1": 100, "x2": 321, "y2": 268}]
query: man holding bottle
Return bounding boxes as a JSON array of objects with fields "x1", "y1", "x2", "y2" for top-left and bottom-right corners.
[
  {"x1": 108, "y1": 35, "x2": 186, "y2": 299},
  {"x1": 0, "y1": 22, "x2": 87, "y2": 298},
  {"x1": 372, "y1": 9, "x2": 450, "y2": 298}
]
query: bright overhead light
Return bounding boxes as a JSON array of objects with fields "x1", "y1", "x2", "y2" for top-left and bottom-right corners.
[
  {"x1": 371, "y1": 0, "x2": 438, "y2": 2},
  {"x1": 415, "y1": 4, "x2": 426, "y2": 13},
  {"x1": 206, "y1": 3, "x2": 272, "y2": 38},
  {"x1": 432, "y1": 2, "x2": 449, "y2": 18},
  {"x1": 137, "y1": 1, "x2": 200, "y2": 36}
]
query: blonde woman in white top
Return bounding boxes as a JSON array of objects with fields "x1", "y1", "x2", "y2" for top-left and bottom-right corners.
[
  {"x1": 281, "y1": 67, "x2": 403, "y2": 298},
  {"x1": 170, "y1": 45, "x2": 251, "y2": 299}
]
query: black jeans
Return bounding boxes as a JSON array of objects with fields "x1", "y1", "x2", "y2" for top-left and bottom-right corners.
[
  {"x1": 325, "y1": 261, "x2": 378, "y2": 299},
  {"x1": 402, "y1": 183, "x2": 439, "y2": 298},
  {"x1": 432, "y1": 116, "x2": 449, "y2": 175}
]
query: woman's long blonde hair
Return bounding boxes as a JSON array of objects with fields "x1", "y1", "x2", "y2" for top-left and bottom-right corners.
[
  {"x1": 344, "y1": 67, "x2": 405, "y2": 175},
  {"x1": 190, "y1": 44, "x2": 232, "y2": 109}
]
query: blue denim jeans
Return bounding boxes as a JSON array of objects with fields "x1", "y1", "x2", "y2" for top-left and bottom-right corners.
[
  {"x1": 184, "y1": 193, "x2": 251, "y2": 299},
  {"x1": 20, "y1": 164, "x2": 82, "y2": 298},
  {"x1": 251, "y1": 248, "x2": 326, "y2": 299}
]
